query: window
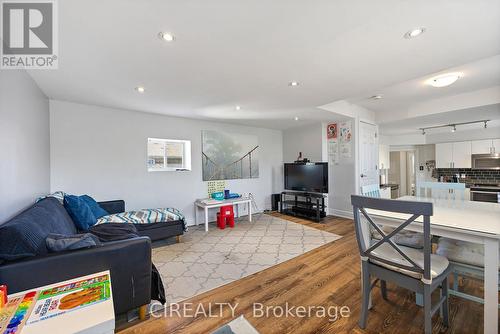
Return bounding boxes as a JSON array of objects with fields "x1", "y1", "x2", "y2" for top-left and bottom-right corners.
[{"x1": 147, "y1": 138, "x2": 191, "y2": 172}]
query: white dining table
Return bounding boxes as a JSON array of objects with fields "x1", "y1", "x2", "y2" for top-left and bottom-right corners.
[{"x1": 365, "y1": 196, "x2": 500, "y2": 334}]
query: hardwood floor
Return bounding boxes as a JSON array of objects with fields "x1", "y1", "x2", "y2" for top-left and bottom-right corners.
[{"x1": 119, "y1": 213, "x2": 492, "y2": 334}]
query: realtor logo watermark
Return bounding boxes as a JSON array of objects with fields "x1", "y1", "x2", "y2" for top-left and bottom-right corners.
[
  {"x1": 150, "y1": 302, "x2": 351, "y2": 323},
  {"x1": 1, "y1": 0, "x2": 58, "y2": 69}
]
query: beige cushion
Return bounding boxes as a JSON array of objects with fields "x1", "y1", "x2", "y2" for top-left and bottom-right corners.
[
  {"x1": 369, "y1": 242, "x2": 449, "y2": 280},
  {"x1": 436, "y1": 238, "x2": 500, "y2": 268}
]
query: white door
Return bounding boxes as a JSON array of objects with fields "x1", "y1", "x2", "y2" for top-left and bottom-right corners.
[
  {"x1": 453, "y1": 141, "x2": 472, "y2": 168},
  {"x1": 471, "y1": 140, "x2": 492, "y2": 154},
  {"x1": 406, "y1": 151, "x2": 416, "y2": 195},
  {"x1": 359, "y1": 122, "x2": 379, "y2": 188},
  {"x1": 379, "y1": 144, "x2": 390, "y2": 169},
  {"x1": 435, "y1": 143, "x2": 453, "y2": 168},
  {"x1": 492, "y1": 139, "x2": 500, "y2": 154}
]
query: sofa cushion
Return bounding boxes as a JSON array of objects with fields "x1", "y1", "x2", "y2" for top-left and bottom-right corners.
[
  {"x1": 80, "y1": 195, "x2": 108, "y2": 219},
  {"x1": 0, "y1": 198, "x2": 77, "y2": 261},
  {"x1": 46, "y1": 233, "x2": 101, "y2": 252},
  {"x1": 64, "y1": 195, "x2": 96, "y2": 231}
]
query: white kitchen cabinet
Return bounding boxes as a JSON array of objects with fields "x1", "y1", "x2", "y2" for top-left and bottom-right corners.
[
  {"x1": 436, "y1": 143, "x2": 453, "y2": 168},
  {"x1": 379, "y1": 144, "x2": 390, "y2": 169},
  {"x1": 471, "y1": 140, "x2": 493, "y2": 154},
  {"x1": 435, "y1": 141, "x2": 471, "y2": 168},
  {"x1": 471, "y1": 139, "x2": 500, "y2": 154},
  {"x1": 452, "y1": 141, "x2": 472, "y2": 168},
  {"x1": 380, "y1": 187, "x2": 391, "y2": 199}
]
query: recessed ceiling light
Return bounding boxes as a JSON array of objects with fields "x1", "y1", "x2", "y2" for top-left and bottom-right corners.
[
  {"x1": 427, "y1": 72, "x2": 462, "y2": 88},
  {"x1": 404, "y1": 27, "x2": 425, "y2": 39},
  {"x1": 289, "y1": 81, "x2": 299, "y2": 87},
  {"x1": 235, "y1": 105, "x2": 241, "y2": 110},
  {"x1": 135, "y1": 86, "x2": 145, "y2": 93},
  {"x1": 370, "y1": 95, "x2": 383, "y2": 100},
  {"x1": 158, "y1": 32, "x2": 175, "y2": 42},
  {"x1": 294, "y1": 116, "x2": 299, "y2": 121}
]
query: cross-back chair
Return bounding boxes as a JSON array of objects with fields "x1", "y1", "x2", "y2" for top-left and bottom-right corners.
[
  {"x1": 416, "y1": 181, "x2": 466, "y2": 201},
  {"x1": 361, "y1": 184, "x2": 381, "y2": 198},
  {"x1": 351, "y1": 195, "x2": 451, "y2": 334}
]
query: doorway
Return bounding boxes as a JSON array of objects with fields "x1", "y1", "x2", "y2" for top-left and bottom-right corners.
[
  {"x1": 388, "y1": 150, "x2": 416, "y2": 196},
  {"x1": 359, "y1": 121, "x2": 379, "y2": 189}
]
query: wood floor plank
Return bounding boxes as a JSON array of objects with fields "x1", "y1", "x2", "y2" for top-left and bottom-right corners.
[{"x1": 118, "y1": 213, "x2": 494, "y2": 334}]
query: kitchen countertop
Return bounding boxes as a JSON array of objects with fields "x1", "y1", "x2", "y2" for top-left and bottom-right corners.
[
  {"x1": 380, "y1": 183, "x2": 399, "y2": 189},
  {"x1": 435, "y1": 181, "x2": 500, "y2": 189}
]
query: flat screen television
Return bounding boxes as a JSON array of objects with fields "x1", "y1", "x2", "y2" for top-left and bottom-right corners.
[{"x1": 284, "y1": 162, "x2": 328, "y2": 193}]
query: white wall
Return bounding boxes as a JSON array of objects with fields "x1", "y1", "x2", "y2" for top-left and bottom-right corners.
[
  {"x1": 380, "y1": 134, "x2": 426, "y2": 146},
  {"x1": 318, "y1": 100, "x2": 376, "y2": 123},
  {"x1": 277, "y1": 106, "x2": 365, "y2": 218},
  {"x1": 321, "y1": 119, "x2": 357, "y2": 218},
  {"x1": 399, "y1": 152, "x2": 408, "y2": 196},
  {"x1": 415, "y1": 144, "x2": 436, "y2": 183},
  {"x1": 318, "y1": 101, "x2": 376, "y2": 217},
  {"x1": 0, "y1": 70, "x2": 50, "y2": 222},
  {"x1": 49, "y1": 100, "x2": 283, "y2": 225},
  {"x1": 282, "y1": 119, "x2": 357, "y2": 218},
  {"x1": 282, "y1": 123, "x2": 323, "y2": 162}
]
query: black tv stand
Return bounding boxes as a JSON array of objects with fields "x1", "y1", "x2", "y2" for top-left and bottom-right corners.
[{"x1": 279, "y1": 191, "x2": 327, "y2": 222}]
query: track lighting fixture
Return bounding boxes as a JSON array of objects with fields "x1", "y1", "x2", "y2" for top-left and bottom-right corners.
[{"x1": 419, "y1": 119, "x2": 490, "y2": 135}]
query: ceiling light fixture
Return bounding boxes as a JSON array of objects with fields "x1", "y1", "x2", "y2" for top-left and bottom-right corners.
[
  {"x1": 135, "y1": 86, "x2": 145, "y2": 93},
  {"x1": 370, "y1": 95, "x2": 383, "y2": 100},
  {"x1": 158, "y1": 32, "x2": 175, "y2": 42},
  {"x1": 404, "y1": 27, "x2": 426, "y2": 39},
  {"x1": 235, "y1": 105, "x2": 241, "y2": 110},
  {"x1": 427, "y1": 72, "x2": 462, "y2": 88},
  {"x1": 289, "y1": 81, "x2": 299, "y2": 87},
  {"x1": 419, "y1": 119, "x2": 490, "y2": 135},
  {"x1": 294, "y1": 116, "x2": 299, "y2": 121}
]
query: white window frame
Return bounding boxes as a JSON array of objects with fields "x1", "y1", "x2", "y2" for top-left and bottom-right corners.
[{"x1": 147, "y1": 138, "x2": 192, "y2": 172}]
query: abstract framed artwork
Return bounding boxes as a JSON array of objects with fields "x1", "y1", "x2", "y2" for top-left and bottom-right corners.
[{"x1": 202, "y1": 130, "x2": 259, "y2": 181}]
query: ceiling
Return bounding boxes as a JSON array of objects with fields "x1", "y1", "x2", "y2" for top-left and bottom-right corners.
[
  {"x1": 350, "y1": 55, "x2": 500, "y2": 121},
  {"x1": 27, "y1": 0, "x2": 500, "y2": 129},
  {"x1": 378, "y1": 103, "x2": 500, "y2": 136}
]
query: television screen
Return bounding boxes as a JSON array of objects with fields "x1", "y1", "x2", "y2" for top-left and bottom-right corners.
[{"x1": 284, "y1": 163, "x2": 328, "y2": 193}]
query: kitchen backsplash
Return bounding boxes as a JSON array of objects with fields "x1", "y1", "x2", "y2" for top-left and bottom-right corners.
[{"x1": 433, "y1": 168, "x2": 500, "y2": 185}]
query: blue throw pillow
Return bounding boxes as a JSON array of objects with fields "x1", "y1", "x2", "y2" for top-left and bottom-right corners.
[
  {"x1": 80, "y1": 195, "x2": 108, "y2": 220},
  {"x1": 64, "y1": 195, "x2": 96, "y2": 231}
]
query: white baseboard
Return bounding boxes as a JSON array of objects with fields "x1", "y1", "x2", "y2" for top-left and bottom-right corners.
[{"x1": 329, "y1": 208, "x2": 353, "y2": 219}]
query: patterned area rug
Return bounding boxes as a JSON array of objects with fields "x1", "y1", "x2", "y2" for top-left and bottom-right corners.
[
  {"x1": 211, "y1": 315, "x2": 260, "y2": 334},
  {"x1": 152, "y1": 214, "x2": 342, "y2": 303}
]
